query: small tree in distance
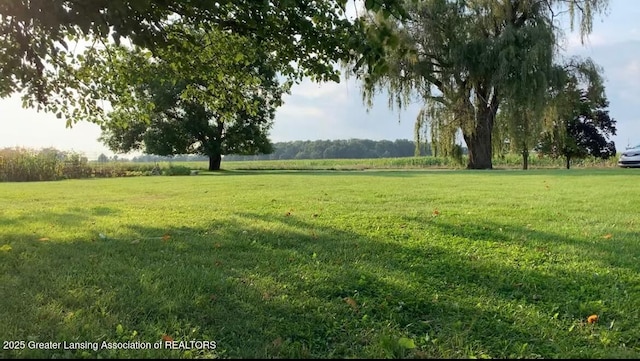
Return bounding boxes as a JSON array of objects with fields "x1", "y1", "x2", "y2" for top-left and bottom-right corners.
[
  {"x1": 97, "y1": 153, "x2": 109, "y2": 163},
  {"x1": 537, "y1": 59, "x2": 616, "y2": 169}
]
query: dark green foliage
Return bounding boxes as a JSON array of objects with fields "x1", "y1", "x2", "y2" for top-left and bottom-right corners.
[
  {"x1": 224, "y1": 139, "x2": 433, "y2": 161},
  {"x1": 96, "y1": 27, "x2": 283, "y2": 171},
  {"x1": 538, "y1": 103, "x2": 617, "y2": 169},
  {"x1": 537, "y1": 59, "x2": 617, "y2": 169},
  {"x1": 163, "y1": 165, "x2": 192, "y2": 176}
]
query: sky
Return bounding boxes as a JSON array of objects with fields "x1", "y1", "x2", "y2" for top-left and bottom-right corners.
[{"x1": 1, "y1": 0, "x2": 638, "y2": 160}]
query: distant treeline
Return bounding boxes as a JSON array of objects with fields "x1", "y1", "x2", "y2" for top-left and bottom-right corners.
[
  {"x1": 113, "y1": 139, "x2": 473, "y2": 163},
  {"x1": 225, "y1": 139, "x2": 427, "y2": 161},
  {"x1": 122, "y1": 139, "x2": 432, "y2": 162},
  {"x1": 125, "y1": 154, "x2": 209, "y2": 162}
]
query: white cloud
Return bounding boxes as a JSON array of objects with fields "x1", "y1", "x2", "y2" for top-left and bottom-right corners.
[
  {"x1": 563, "y1": 32, "x2": 608, "y2": 53},
  {"x1": 289, "y1": 79, "x2": 352, "y2": 102},
  {"x1": 623, "y1": 59, "x2": 640, "y2": 76},
  {"x1": 276, "y1": 103, "x2": 327, "y2": 120},
  {"x1": 606, "y1": 58, "x2": 640, "y2": 90}
]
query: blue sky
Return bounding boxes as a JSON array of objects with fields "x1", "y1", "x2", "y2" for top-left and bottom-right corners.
[{"x1": 1, "y1": 0, "x2": 638, "y2": 159}]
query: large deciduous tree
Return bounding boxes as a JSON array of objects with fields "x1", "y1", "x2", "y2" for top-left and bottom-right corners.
[
  {"x1": 95, "y1": 26, "x2": 285, "y2": 171},
  {"x1": 351, "y1": 0, "x2": 608, "y2": 169},
  {"x1": 537, "y1": 58, "x2": 616, "y2": 169},
  {"x1": 0, "y1": 0, "x2": 408, "y2": 124}
]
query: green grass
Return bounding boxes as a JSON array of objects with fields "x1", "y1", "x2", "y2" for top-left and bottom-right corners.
[
  {"x1": 104, "y1": 153, "x2": 618, "y2": 173},
  {"x1": 222, "y1": 155, "x2": 617, "y2": 171},
  {"x1": 0, "y1": 168, "x2": 638, "y2": 358}
]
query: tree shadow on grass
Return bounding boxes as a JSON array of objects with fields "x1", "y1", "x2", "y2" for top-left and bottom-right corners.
[
  {"x1": 1, "y1": 212, "x2": 638, "y2": 358},
  {"x1": 237, "y1": 211, "x2": 639, "y2": 354},
  {"x1": 0, "y1": 206, "x2": 121, "y2": 229},
  {"x1": 412, "y1": 216, "x2": 640, "y2": 274}
]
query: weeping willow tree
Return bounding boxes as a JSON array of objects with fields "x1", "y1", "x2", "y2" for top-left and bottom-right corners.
[
  {"x1": 414, "y1": 106, "x2": 460, "y2": 159},
  {"x1": 494, "y1": 79, "x2": 558, "y2": 170},
  {"x1": 350, "y1": 0, "x2": 609, "y2": 169},
  {"x1": 493, "y1": 107, "x2": 536, "y2": 169}
]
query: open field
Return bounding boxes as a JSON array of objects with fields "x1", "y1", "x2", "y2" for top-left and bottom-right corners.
[
  {"x1": 0, "y1": 168, "x2": 638, "y2": 358},
  {"x1": 127, "y1": 154, "x2": 619, "y2": 171}
]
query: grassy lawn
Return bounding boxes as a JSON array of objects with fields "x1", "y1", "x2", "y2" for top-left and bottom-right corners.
[
  {"x1": 145, "y1": 154, "x2": 617, "y2": 171},
  {"x1": 0, "y1": 168, "x2": 638, "y2": 358}
]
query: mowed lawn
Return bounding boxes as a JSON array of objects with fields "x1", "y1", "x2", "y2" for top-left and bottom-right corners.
[{"x1": 0, "y1": 169, "x2": 638, "y2": 358}]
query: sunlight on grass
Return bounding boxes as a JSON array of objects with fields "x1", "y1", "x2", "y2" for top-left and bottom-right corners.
[{"x1": 0, "y1": 169, "x2": 638, "y2": 358}]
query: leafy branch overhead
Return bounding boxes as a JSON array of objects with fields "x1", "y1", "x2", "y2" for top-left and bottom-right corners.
[{"x1": 0, "y1": 0, "x2": 409, "y2": 123}]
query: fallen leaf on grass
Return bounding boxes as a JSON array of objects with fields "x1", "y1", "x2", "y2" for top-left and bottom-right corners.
[
  {"x1": 272, "y1": 337, "x2": 283, "y2": 347},
  {"x1": 587, "y1": 314, "x2": 598, "y2": 324},
  {"x1": 433, "y1": 209, "x2": 440, "y2": 216},
  {"x1": 344, "y1": 297, "x2": 358, "y2": 311},
  {"x1": 162, "y1": 334, "x2": 174, "y2": 342},
  {"x1": 602, "y1": 234, "x2": 613, "y2": 239},
  {"x1": 162, "y1": 234, "x2": 171, "y2": 241},
  {"x1": 398, "y1": 337, "x2": 416, "y2": 349},
  {"x1": 38, "y1": 237, "x2": 50, "y2": 241}
]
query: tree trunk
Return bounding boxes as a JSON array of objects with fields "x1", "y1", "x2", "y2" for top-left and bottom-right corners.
[
  {"x1": 463, "y1": 85, "x2": 497, "y2": 170},
  {"x1": 209, "y1": 154, "x2": 222, "y2": 171},
  {"x1": 464, "y1": 119, "x2": 493, "y2": 169},
  {"x1": 522, "y1": 147, "x2": 529, "y2": 170},
  {"x1": 565, "y1": 156, "x2": 570, "y2": 169}
]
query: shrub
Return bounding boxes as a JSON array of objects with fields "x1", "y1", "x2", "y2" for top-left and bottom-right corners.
[
  {"x1": 0, "y1": 148, "x2": 63, "y2": 181},
  {"x1": 163, "y1": 165, "x2": 192, "y2": 176},
  {"x1": 61, "y1": 153, "x2": 92, "y2": 179}
]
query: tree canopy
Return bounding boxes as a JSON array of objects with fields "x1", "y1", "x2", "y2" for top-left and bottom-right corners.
[
  {"x1": 350, "y1": 0, "x2": 609, "y2": 169},
  {"x1": 94, "y1": 25, "x2": 285, "y2": 171},
  {"x1": 1, "y1": 0, "x2": 411, "y2": 123}
]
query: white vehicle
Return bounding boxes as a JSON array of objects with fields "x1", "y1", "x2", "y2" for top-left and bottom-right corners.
[{"x1": 618, "y1": 144, "x2": 640, "y2": 168}]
